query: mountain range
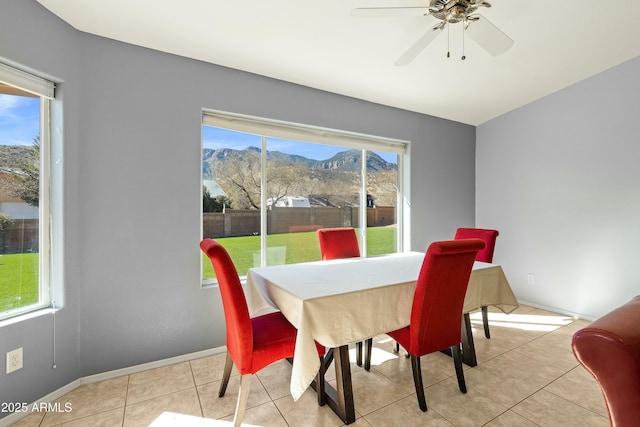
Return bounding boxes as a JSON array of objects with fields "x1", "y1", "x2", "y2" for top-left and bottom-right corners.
[
  {"x1": 202, "y1": 146, "x2": 396, "y2": 179},
  {"x1": 0, "y1": 145, "x2": 31, "y2": 169}
]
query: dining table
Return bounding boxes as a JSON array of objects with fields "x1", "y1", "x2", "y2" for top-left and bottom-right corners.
[{"x1": 245, "y1": 251, "x2": 518, "y2": 424}]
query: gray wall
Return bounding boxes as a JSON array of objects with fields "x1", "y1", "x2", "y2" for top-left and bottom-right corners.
[
  {"x1": 0, "y1": 0, "x2": 475, "y2": 411},
  {"x1": 0, "y1": 0, "x2": 82, "y2": 411},
  {"x1": 477, "y1": 55, "x2": 640, "y2": 320}
]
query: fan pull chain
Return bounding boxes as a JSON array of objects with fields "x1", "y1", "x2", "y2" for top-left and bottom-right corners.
[
  {"x1": 447, "y1": 23, "x2": 450, "y2": 58},
  {"x1": 461, "y1": 22, "x2": 466, "y2": 60}
]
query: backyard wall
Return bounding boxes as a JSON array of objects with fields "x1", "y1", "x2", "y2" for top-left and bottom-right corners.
[
  {"x1": 1, "y1": 219, "x2": 39, "y2": 253},
  {"x1": 202, "y1": 206, "x2": 395, "y2": 237}
]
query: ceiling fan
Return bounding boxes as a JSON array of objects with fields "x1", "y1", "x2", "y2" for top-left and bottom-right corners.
[{"x1": 352, "y1": 0, "x2": 514, "y2": 65}]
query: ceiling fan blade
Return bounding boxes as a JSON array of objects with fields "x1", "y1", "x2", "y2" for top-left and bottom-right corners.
[
  {"x1": 351, "y1": 7, "x2": 430, "y2": 18},
  {"x1": 466, "y1": 14, "x2": 514, "y2": 56},
  {"x1": 394, "y1": 25, "x2": 444, "y2": 66}
]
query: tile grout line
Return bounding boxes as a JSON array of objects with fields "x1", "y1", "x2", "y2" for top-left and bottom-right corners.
[
  {"x1": 542, "y1": 365, "x2": 608, "y2": 419},
  {"x1": 188, "y1": 360, "x2": 207, "y2": 419},
  {"x1": 255, "y1": 374, "x2": 294, "y2": 427},
  {"x1": 122, "y1": 374, "x2": 131, "y2": 426}
]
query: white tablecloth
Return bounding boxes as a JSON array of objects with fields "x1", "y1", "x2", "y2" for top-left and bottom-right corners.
[{"x1": 245, "y1": 252, "x2": 517, "y2": 400}]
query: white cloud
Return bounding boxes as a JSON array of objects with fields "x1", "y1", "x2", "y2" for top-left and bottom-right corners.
[
  {"x1": 0, "y1": 94, "x2": 23, "y2": 119},
  {"x1": 0, "y1": 95, "x2": 40, "y2": 146}
]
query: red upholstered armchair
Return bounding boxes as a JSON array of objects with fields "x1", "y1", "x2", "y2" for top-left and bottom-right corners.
[
  {"x1": 200, "y1": 239, "x2": 326, "y2": 427},
  {"x1": 317, "y1": 227, "x2": 373, "y2": 369},
  {"x1": 454, "y1": 227, "x2": 499, "y2": 338},
  {"x1": 572, "y1": 296, "x2": 640, "y2": 427},
  {"x1": 387, "y1": 239, "x2": 485, "y2": 411}
]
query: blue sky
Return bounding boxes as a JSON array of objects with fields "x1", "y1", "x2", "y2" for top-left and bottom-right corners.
[
  {"x1": 0, "y1": 94, "x2": 397, "y2": 164},
  {"x1": 0, "y1": 94, "x2": 40, "y2": 146},
  {"x1": 203, "y1": 125, "x2": 398, "y2": 164}
]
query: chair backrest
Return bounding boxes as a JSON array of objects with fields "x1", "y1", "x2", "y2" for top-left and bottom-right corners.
[
  {"x1": 454, "y1": 227, "x2": 499, "y2": 263},
  {"x1": 317, "y1": 227, "x2": 360, "y2": 260},
  {"x1": 200, "y1": 239, "x2": 253, "y2": 372},
  {"x1": 572, "y1": 296, "x2": 640, "y2": 427},
  {"x1": 409, "y1": 239, "x2": 485, "y2": 356}
]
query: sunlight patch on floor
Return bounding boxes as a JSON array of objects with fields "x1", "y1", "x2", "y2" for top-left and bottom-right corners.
[
  {"x1": 149, "y1": 411, "x2": 262, "y2": 427},
  {"x1": 345, "y1": 337, "x2": 404, "y2": 367},
  {"x1": 343, "y1": 311, "x2": 578, "y2": 367},
  {"x1": 469, "y1": 312, "x2": 575, "y2": 332}
]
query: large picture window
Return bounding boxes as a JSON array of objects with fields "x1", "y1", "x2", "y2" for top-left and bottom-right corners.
[
  {"x1": 0, "y1": 63, "x2": 54, "y2": 320},
  {"x1": 201, "y1": 111, "x2": 408, "y2": 282}
]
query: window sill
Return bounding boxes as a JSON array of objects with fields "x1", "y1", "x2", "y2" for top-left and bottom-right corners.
[{"x1": 0, "y1": 307, "x2": 57, "y2": 328}]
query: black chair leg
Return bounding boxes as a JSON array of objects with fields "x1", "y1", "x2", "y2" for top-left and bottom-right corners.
[
  {"x1": 451, "y1": 344, "x2": 467, "y2": 393},
  {"x1": 219, "y1": 351, "x2": 233, "y2": 397},
  {"x1": 397, "y1": 344, "x2": 410, "y2": 358},
  {"x1": 482, "y1": 306, "x2": 491, "y2": 338},
  {"x1": 410, "y1": 354, "x2": 427, "y2": 411},
  {"x1": 364, "y1": 338, "x2": 372, "y2": 371},
  {"x1": 393, "y1": 341, "x2": 400, "y2": 353},
  {"x1": 356, "y1": 341, "x2": 363, "y2": 366}
]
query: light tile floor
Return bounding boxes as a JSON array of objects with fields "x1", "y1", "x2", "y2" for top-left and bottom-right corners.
[{"x1": 10, "y1": 305, "x2": 609, "y2": 426}]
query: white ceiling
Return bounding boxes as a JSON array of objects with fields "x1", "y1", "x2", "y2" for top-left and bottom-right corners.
[{"x1": 36, "y1": 0, "x2": 640, "y2": 125}]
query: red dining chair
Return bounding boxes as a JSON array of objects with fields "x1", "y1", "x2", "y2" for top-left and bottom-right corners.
[
  {"x1": 454, "y1": 227, "x2": 499, "y2": 338},
  {"x1": 200, "y1": 239, "x2": 326, "y2": 427},
  {"x1": 317, "y1": 227, "x2": 373, "y2": 370},
  {"x1": 386, "y1": 239, "x2": 485, "y2": 412}
]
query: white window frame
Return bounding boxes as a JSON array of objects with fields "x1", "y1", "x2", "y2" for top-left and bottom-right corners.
[
  {"x1": 201, "y1": 109, "x2": 410, "y2": 284},
  {"x1": 0, "y1": 61, "x2": 55, "y2": 321}
]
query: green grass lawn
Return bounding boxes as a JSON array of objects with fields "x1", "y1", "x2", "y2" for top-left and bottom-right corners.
[
  {"x1": 203, "y1": 226, "x2": 397, "y2": 279},
  {"x1": 1, "y1": 228, "x2": 397, "y2": 311},
  {"x1": 0, "y1": 253, "x2": 39, "y2": 311}
]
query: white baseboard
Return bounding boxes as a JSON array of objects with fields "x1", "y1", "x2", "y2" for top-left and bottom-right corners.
[
  {"x1": 0, "y1": 346, "x2": 226, "y2": 427},
  {"x1": 517, "y1": 299, "x2": 596, "y2": 322},
  {"x1": 79, "y1": 346, "x2": 226, "y2": 385},
  {"x1": 0, "y1": 379, "x2": 82, "y2": 427}
]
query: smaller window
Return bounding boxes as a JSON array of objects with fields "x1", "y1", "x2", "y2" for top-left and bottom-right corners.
[{"x1": 0, "y1": 62, "x2": 54, "y2": 320}]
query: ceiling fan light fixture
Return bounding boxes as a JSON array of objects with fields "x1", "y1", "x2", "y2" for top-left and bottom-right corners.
[
  {"x1": 446, "y1": 5, "x2": 466, "y2": 23},
  {"x1": 352, "y1": 0, "x2": 513, "y2": 65}
]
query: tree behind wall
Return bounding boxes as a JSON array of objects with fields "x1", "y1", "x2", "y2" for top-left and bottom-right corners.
[
  {"x1": 0, "y1": 137, "x2": 40, "y2": 207},
  {"x1": 203, "y1": 186, "x2": 230, "y2": 212},
  {"x1": 0, "y1": 213, "x2": 11, "y2": 253}
]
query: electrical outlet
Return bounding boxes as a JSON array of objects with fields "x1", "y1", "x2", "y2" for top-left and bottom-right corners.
[
  {"x1": 527, "y1": 274, "x2": 535, "y2": 285},
  {"x1": 6, "y1": 348, "x2": 23, "y2": 374}
]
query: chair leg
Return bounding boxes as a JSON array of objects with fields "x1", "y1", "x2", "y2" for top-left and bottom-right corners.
[
  {"x1": 233, "y1": 375, "x2": 251, "y2": 427},
  {"x1": 409, "y1": 354, "x2": 427, "y2": 412},
  {"x1": 393, "y1": 341, "x2": 400, "y2": 353},
  {"x1": 317, "y1": 356, "x2": 326, "y2": 406},
  {"x1": 481, "y1": 305, "x2": 491, "y2": 338},
  {"x1": 356, "y1": 341, "x2": 363, "y2": 366},
  {"x1": 219, "y1": 351, "x2": 233, "y2": 397},
  {"x1": 364, "y1": 338, "x2": 373, "y2": 371},
  {"x1": 451, "y1": 344, "x2": 467, "y2": 393}
]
